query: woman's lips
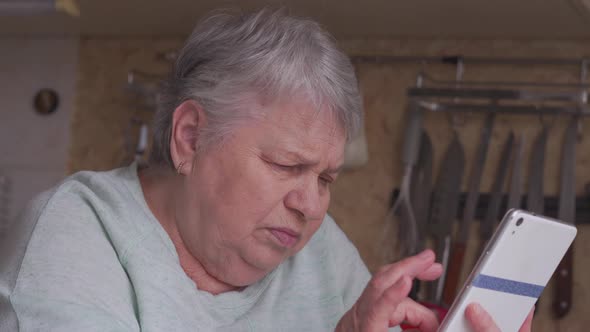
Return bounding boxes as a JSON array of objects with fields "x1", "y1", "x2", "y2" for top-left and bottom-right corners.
[{"x1": 268, "y1": 227, "x2": 300, "y2": 248}]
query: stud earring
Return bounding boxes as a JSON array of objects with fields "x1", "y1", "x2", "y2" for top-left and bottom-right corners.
[{"x1": 176, "y1": 161, "x2": 186, "y2": 174}]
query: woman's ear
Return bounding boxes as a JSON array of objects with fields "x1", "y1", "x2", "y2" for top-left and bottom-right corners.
[{"x1": 169, "y1": 100, "x2": 207, "y2": 173}]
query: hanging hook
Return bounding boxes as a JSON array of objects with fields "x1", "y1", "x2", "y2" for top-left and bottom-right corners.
[
  {"x1": 455, "y1": 57, "x2": 464, "y2": 83},
  {"x1": 419, "y1": 60, "x2": 428, "y2": 78},
  {"x1": 127, "y1": 70, "x2": 135, "y2": 85},
  {"x1": 581, "y1": 59, "x2": 588, "y2": 104},
  {"x1": 416, "y1": 71, "x2": 424, "y2": 88},
  {"x1": 537, "y1": 106, "x2": 545, "y2": 128},
  {"x1": 577, "y1": 59, "x2": 588, "y2": 139},
  {"x1": 534, "y1": 101, "x2": 555, "y2": 131},
  {"x1": 447, "y1": 57, "x2": 466, "y2": 130}
]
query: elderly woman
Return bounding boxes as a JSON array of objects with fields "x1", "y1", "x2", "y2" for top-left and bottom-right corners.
[{"x1": 0, "y1": 9, "x2": 533, "y2": 332}]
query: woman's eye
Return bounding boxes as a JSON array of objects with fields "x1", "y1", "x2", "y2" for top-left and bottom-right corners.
[
  {"x1": 319, "y1": 176, "x2": 333, "y2": 186},
  {"x1": 274, "y1": 163, "x2": 298, "y2": 172}
]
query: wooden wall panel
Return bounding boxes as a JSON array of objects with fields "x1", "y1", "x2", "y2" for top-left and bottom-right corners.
[{"x1": 70, "y1": 38, "x2": 182, "y2": 172}]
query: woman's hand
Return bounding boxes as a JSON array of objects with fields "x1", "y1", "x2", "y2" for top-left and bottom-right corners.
[
  {"x1": 336, "y1": 249, "x2": 443, "y2": 332},
  {"x1": 465, "y1": 303, "x2": 534, "y2": 332}
]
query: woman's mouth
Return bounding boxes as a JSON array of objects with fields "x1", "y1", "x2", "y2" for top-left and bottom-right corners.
[{"x1": 268, "y1": 227, "x2": 300, "y2": 248}]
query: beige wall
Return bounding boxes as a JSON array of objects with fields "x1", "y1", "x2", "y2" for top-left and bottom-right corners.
[
  {"x1": 0, "y1": 38, "x2": 78, "y2": 232},
  {"x1": 71, "y1": 37, "x2": 590, "y2": 331}
]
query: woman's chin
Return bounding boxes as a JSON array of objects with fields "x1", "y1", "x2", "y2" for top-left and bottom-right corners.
[
  {"x1": 224, "y1": 268, "x2": 270, "y2": 287},
  {"x1": 227, "y1": 254, "x2": 285, "y2": 286}
]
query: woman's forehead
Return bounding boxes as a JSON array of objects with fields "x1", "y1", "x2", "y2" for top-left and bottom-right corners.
[
  {"x1": 252, "y1": 102, "x2": 345, "y2": 165},
  {"x1": 262, "y1": 99, "x2": 342, "y2": 133}
]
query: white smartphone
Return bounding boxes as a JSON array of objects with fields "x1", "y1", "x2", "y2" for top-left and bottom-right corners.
[{"x1": 438, "y1": 209, "x2": 577, "y2": 332}]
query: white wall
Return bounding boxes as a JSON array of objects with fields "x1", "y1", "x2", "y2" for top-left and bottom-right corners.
[{"x1": 0, "y1": 38, "x2": 78, "y2": 231}]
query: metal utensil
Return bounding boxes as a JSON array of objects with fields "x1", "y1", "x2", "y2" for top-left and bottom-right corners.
[
  {"x1": 442, "y1": 113, "x2": 494, "y2": 305},
  {"x1": 507, "y1": 134, "x2": 524, "y2": 210},
  {"x1": 478, "y1": 132, "x2": 515, "y2": 256},
  {"x1": 527, "y1": 127, "x2": 548, "y2": 214},
  {"x1": 553, "y1": 117, "x2": 578, "y2": 318},
  {"x1": 403, "y1": 131, "x2": 433, "y2": 300},
  {"x1": 408, "y1": 87, "x2": 583, "y2": 103},
  {"x1": 0, "y1": 174, "x2": 10, "y2": 234},
  {"x1": 390, "y1": 103, "x2": 425, "y2": 258},
  {"x1": 527, "y1": 125, "x2": 548, "y2": 315},
  {"x1": 409, "y1": 131, "x2": 434, "y2": 253},
  {"x1": 427, "y1": 132, "x2": 465, "y2": 305}
]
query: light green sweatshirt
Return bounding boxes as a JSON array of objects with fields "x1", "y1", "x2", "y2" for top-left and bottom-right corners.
[{"x1": 0, "y1": 163, "x2": 401, "y2": 331}]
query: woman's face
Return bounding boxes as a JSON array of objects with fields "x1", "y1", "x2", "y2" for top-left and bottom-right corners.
[{"x1": 176, "y1": 99, "x2": 346, "y2": 286}]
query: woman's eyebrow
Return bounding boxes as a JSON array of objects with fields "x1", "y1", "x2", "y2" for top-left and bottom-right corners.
[
  {"x1": 325, "y1": 165, "x2": 343, "y2": 174},
  {"x1": 273, "y1": 149, "x2": 342, "y2": 173},
  {"x1": 275, "y1": 150, "x2": 316, "y2": 165}
]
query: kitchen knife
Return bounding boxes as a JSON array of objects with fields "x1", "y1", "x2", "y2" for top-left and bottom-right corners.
[
  {"x1": 527, "y1": 127, "x2": 548, "y2": 214},
  {"x1": 478, "y1": 132, "x2": 515, "y2": 256},
  {"x1": 427, "y1": 132, "x2": 465, "y2": 304},
  {"x1": 392, "y1": 104, "x2": 425, "y2": 258},
  {"x1": 442, "y1": 113, "x2": 494, "y2": 305},
  {"x1": 507, "y1": 134, "x2": 524, "y2": 210},
  {"x1": 553, "y1": 117, "x2": 578, "y2": 318},
  {"x1": 403, "y1": 131, "x2": 433, "y2": 300}
]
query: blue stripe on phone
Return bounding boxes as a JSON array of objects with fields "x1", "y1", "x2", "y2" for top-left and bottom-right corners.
[{"x1": 472, "y1": 274, "x2": 544, "y2": 298}]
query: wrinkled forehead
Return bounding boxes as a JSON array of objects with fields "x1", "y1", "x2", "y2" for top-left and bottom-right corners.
[
  {"x1": 269, "y1": 97, "x2": 343, "y2": 136},
  {"x1": 252, "y1": 97, "x2": 346, "y2": 159},
  {"x1": 257, "y1": 91, "x2": 344, "y2": 131}
]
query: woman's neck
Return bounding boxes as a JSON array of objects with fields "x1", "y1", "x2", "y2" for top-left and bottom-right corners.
[{"x1": 138, "y1": 165, "x2": 240, "y2": 295}]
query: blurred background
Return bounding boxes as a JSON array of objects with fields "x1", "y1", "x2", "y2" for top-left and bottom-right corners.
[{"x1": 1, "y1": 1, "x2": 590, "y2": 330}]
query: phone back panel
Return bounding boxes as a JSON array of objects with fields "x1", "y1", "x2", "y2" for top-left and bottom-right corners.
[{"x1": 439, "y1": 210, "x2": 577, "y2": 332}]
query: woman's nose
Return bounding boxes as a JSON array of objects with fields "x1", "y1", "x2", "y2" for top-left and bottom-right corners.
[{"x1": 284, "y1": 177, "x2": 325, "y2": 222}]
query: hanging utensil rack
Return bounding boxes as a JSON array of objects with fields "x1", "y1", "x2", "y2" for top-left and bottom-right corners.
[
  {"x1": 386, "y1": 55, "x2": 590, "y2": 222},
  {"x1": 355, "y1": 55, "x2": 590, "y2": 116}
]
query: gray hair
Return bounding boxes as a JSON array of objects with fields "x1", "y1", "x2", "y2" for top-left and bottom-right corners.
[{"x1": 150, "y1": 8, "x2": 363, "y2": 168}]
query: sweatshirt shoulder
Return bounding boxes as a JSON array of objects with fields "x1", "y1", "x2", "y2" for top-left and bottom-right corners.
[{"x1": 26, "y1": 165, "x2": 140, "y2": 219}]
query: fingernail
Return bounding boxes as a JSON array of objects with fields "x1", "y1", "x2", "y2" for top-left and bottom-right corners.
[
  {"x1": 418, "y1": 249, "x2": 433, "y2": 259},
  {"x1": 470, "y1": 303, "x2": 482, "y2": 316}
]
